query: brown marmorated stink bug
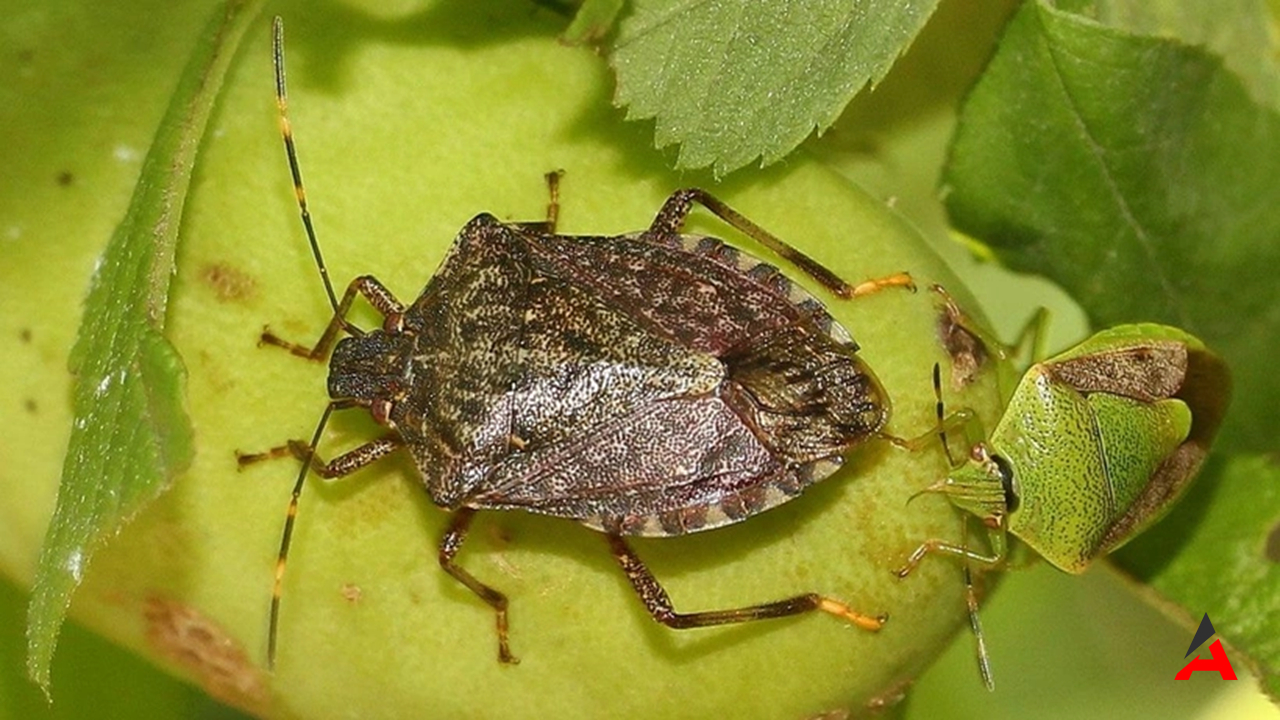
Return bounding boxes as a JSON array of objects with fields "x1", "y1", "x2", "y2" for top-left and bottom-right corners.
[{"x1": 242, "y1": 17, "x2": 915, "y2": 669}]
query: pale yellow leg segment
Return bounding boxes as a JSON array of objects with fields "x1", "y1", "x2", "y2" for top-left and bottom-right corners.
[
  {"x1": 816, "y1": 597, "x2": 887, "y2": 631},
  {"x1": 849, "y1": 271, "x2": 917, "y2": 298}
]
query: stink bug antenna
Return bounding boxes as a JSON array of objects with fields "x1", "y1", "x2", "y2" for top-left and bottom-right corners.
[
  {"x1": 932, "y1": 363, "x2": 959, "y2": 467},
  {"x1": 272, "y1": 17, "x2": 348, "y2": 328},
  {"x1": 268, "y1": 402, "x2": 336, "y2": 670}
]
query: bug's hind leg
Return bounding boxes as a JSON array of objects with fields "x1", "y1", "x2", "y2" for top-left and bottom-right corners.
[{"x1": 606, "y1": 534, "x2": 886, "y2": 632}]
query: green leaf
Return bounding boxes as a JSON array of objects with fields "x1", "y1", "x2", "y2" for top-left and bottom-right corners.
[
  {"x1": 1076, "y1": 0, "x2": 1280, "y2": 108},
  {"x1": 942, "y1": 0, "x2": 1280, "y2": 455},
  {"x1": 1113, "y1": 455, "x2": 1280, "y2": 701},
  {"x1": 611, "y1": 0, "x2": 940, "y2": 176},
  {"x1": 25, "y1": 0, "x2": 263, "y2": 694},
  {"x1": 563, "y1": 0, "x2": 624, "y2": 44}
]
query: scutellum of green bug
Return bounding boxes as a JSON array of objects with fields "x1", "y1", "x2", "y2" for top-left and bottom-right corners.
[{"x1": 893, "y1": 286, "x2": 1231, "y2": 690}]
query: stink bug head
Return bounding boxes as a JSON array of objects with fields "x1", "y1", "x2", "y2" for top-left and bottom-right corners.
[
  {"x1": 924, "y1": 446, "x2": 1015, "y2": 534},
  {"x1": 327, "y1": 330, "x2": 414, "y2": 413}
]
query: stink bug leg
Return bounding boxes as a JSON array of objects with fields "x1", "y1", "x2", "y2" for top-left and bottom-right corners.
[
  {"x1": 510, "y1": 170, "x2": 564, "y2": 236},
  {"x1": 258, "y1": 275, "x2": 406, "y2": 361},
  {"x1": 608, "y1": 535, "x2": 885, "y2": 633},
  {"x1": 645, "y1": 188, "x2": 916, "y2": 300},
  {"x1": 262, "y1": 407, "x2": 401, "y2": 668},
  {"x1": 438, "y1": 509, "x2": 518, "y2": 664}
]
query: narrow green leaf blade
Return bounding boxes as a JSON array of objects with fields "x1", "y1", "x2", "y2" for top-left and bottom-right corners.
[
  {"x1": 26, "y1": 0, "x2": 263, "y2": 693},
  {"x1": 612, "y1": 0, "x2": 940, "y2": 176},
  {"x1": 943, "y1": 0, "x2": 1280, "y2": 455}
]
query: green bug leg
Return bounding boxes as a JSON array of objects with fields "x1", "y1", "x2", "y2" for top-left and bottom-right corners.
[
  {"x1": 1007, "y1": 305, "x2": 1050, "y2": 368},
  {"x1": 893, "y1": 362, "x2": 1006, "y2": 689},
  {"x1": 891, "y1": 364, "x2": 1008, "y2": 580},
  {"x1": 895, "y1": 471, "x2": 1005, "y2": 691},
  {"x1": 881, "y1": 401, "x2": 979, "y2": 457},
  {"x1": 960, "y1": 548, "x2": 995, "y2": 691},
  {"x1": 894, "y1": 519, "x2": 1009, "y2": 579}
]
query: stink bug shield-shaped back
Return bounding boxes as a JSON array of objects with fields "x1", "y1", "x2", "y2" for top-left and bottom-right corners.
[{"x1": 250, "y1": 17, "x2": 912, "y2": 668}]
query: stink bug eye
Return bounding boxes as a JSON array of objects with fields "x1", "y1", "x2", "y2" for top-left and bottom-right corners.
[
  {"x1": 243, "y1": 16, "x2": 927, "y2": 671},
  {"x1": 992, "y1": 454, "x2": 1017, "y2": 514}
]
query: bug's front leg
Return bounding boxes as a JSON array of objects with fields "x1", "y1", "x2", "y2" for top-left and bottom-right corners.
[
  {"x1": 236, "y1": 431, "x2": 401, "y2": 477},
  {"x1": 237, "y1": 400, "x2": 404, "y2": 669},
  {"x1": 894, "y1": 531, "x2": 1008, "y2": 580},
  {"x1": 260, "y1": 275, "x2": 406, "y2": 361},
  {"x1": 896, "y1": 515, "x2": 1001, "y2": 691}
]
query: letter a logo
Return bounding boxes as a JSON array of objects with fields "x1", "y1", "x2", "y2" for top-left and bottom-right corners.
[{"x1": 1175, "y1": 613, "x2": 1237, "y2": 680}]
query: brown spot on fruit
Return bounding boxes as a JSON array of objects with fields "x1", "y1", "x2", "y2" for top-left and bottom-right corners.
[
  {"x1": 201, "y1": 263, "x2": 256, "y2": 303},
  {"x1": 341, "y1": 583, "x2": 362, "y2": 603},
  {"x1": 863, "y1": 673, "x2": 912, "y2": 714},
  {"x1": 935, "y1": 285, "x2": 989, "y2": 390},
  {"x1": 143, "y1": 596, "x2": 270, "y2": 715}
]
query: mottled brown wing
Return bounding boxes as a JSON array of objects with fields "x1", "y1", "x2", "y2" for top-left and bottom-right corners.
[
  {"x1": 524, "y1": 229, "x2": 888, "y2": 465},
  {"x1": 1046, "y1": 341, "x2": 1187, "y2": 402},
  {"x1": 468, "y1": 393, "x2": 828, "y2": 537},
  {"x1": 524, "y1": 231, "x2": 852, "y2": 357}
]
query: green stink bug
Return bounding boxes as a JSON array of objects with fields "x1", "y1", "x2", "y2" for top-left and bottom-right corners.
[
  {"x1": 898, "y1": 293, "x2": 1231, "y2": 686},
  {"x1": 902, "y1": 323, "x2": 1229, "y2": 574}
]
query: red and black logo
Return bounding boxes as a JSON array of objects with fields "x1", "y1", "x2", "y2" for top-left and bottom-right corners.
[{"x1": 1175, "y1": 613, "x2": 1237, "y2": 681}]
